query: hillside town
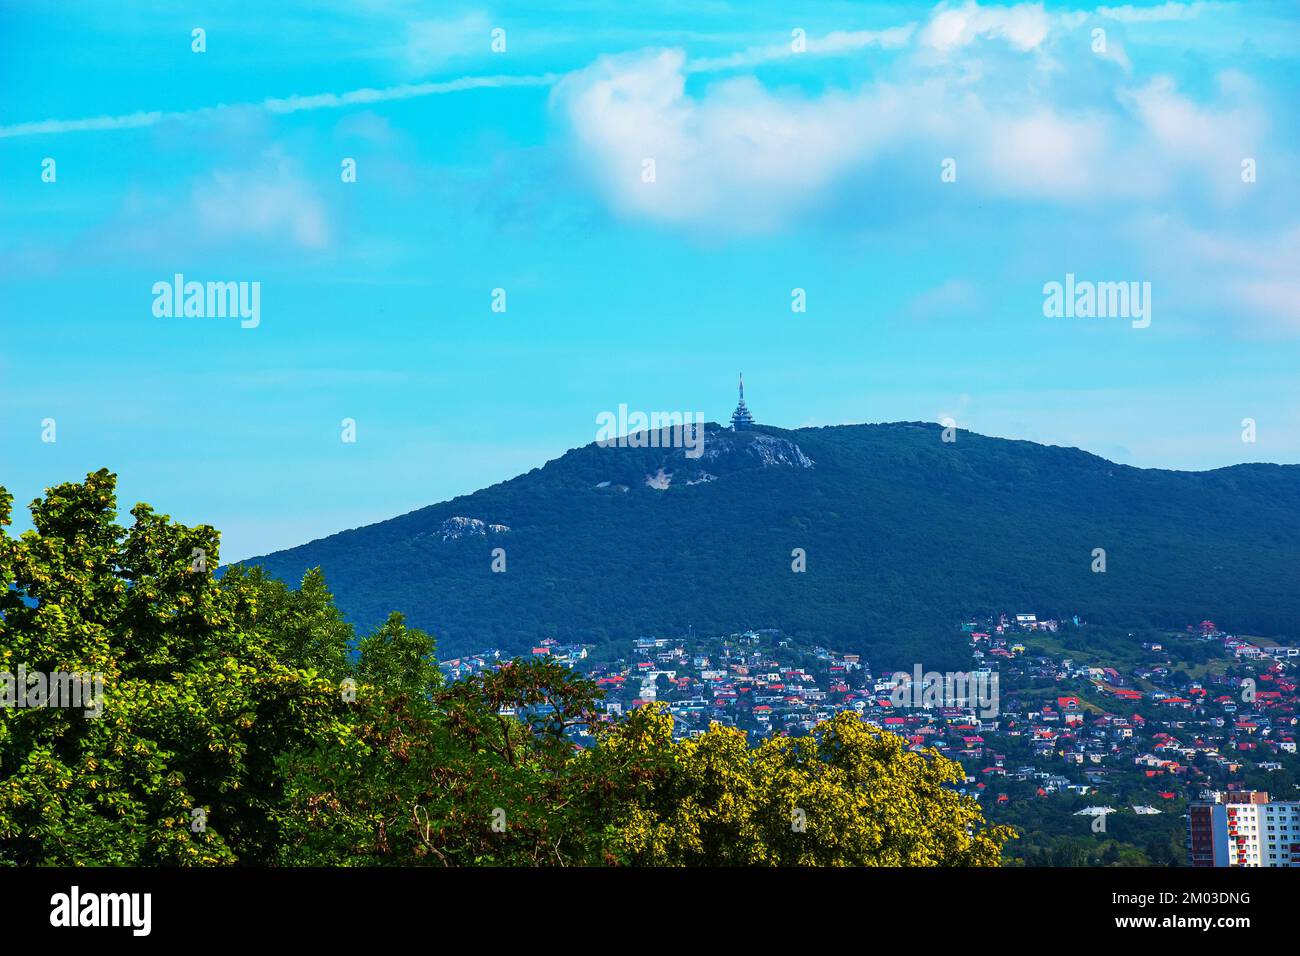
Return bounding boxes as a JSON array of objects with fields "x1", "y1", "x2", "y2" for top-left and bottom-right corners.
[{"x1": 441, "y1": 613, "x2": 1300, "y2": 865}]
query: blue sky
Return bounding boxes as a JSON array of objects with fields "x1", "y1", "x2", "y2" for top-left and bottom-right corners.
[{"x1": 2, "y1": 1, "x2": 1299, "y2": 561}]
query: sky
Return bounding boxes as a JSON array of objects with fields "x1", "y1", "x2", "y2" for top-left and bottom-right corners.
[{"x1": 1, "y1": 0, "x2": 1299, "y2": 562}]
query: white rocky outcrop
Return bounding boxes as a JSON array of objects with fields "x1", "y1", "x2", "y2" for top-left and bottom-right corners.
[{"x1": 429, "y1": 516, "x2": 511, "y2": 541}]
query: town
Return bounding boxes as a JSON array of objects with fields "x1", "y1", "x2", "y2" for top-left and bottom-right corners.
[{"x1": 441, "y1": 613, "x2": 1300, "y2": 866}]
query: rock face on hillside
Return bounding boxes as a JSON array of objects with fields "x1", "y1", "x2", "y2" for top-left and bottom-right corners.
[
  {"x1": 609, "y1": 426, "x2": 814, "y2": 492},
  {"x1": 727, "y1": 432, "x2": 814, "y2": 469},
  {"x1": 244, "y1": 421, "x2": 1300, "y2": 665},
  {"x1": 419, "y1": 517, "x2": 510, "y2": 542}
]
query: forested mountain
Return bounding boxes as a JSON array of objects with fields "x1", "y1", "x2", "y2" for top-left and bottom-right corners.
[{"x1": 244, "y1": 422, "x2": 1300, "y2": 667}]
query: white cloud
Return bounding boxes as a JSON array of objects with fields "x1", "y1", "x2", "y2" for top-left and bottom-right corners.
[
  {"x1": 979, "y1": 108, "x2": 1121, "y2": 199},
  {"x1": 1236, "y1": 278, "x2": 1300, "y2": 330},
  {"x1": 553, "y1": 49, "x2": 916, "y2": 233},
  {"x1": 402, "y1": 12, "x2": 495, "y2": 74},
  {"x1": 688, "y1": 26, "x2": 915, "y2": 73},
  {"x1": 1184, "y1": 225, "x2": 1300, "y2": 332},
  {"x1": 1118, "y1": 214, "x2": 1300, "y2": 335},
  {"x1": 193, "y1": 151, "x2": 331, "y2": 249},
  {"x1": 921, "y1": 1, "x2": 1051, "y2": 53},
  {"x1": 552, "y1": 5, "x2": 1279, "y2": 231},
  {"x1": 908, "y1": 278, "x2": 981, "y2": 320},
  {"x1": 1122, "y1": 72, "x2": 1264, "y2": 203}
]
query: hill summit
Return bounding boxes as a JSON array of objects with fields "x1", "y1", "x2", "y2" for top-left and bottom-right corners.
[{"x1": 243, "y1": 421, "x2": 1300, "y2": 665}]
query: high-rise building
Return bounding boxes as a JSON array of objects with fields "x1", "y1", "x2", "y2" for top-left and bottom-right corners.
[
  {"x1": 1189, "y1": 790, "x2": 1300, "y2": 867},
  {"x1": 730, "y1": 373, "x2": 755, "y2": 430}
]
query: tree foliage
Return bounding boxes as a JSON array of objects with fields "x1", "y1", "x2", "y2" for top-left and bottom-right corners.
[
  {"x1": 580, "y1": 706, "x2": 1012, "y2": 865},
  {"x1": 1, "y1": 470, "x2": 1014, "y2": 867}
]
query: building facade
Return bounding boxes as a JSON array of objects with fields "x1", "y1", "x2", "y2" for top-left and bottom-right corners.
[{"x1": 1189, "y1": 790, "x2": 1300, "y2": 866}]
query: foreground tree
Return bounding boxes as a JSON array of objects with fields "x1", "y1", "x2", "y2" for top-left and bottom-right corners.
[
  {"x1": 577, "y1": 705, "x2": 1013, "y2": 865},
  {"x1": 0, "y1": 471, "x2": 352, "y2": 864},
  {"x1": 1, "y1": 471, "x2": 1015, "y2": 866},
  {"x1": 276, "y1": 654, "x2": 605, "y2": 865}
]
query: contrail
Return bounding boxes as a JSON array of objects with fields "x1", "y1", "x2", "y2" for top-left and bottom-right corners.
[
  {"x1": 0, "y1": 72, "x2": 561, "y2": 139},
  {"x1": 0, "y1": 24, "x2": 927, "y2": 140}
]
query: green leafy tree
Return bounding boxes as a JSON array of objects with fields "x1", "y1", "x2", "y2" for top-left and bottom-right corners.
[
  {"x1": 0, "y1": 470, "x2": 352, "y2": 865},
  {"x1": 2, "y1": 470, "x2": 1016, "y2": 868},
  {"x1": 276, "y1": 656, "x2": 603, "y2": 865}
]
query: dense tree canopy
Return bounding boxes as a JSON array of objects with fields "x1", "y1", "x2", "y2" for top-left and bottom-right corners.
[{"x1": 0, "y1": 470, "x2": 1013, "y2": 866}]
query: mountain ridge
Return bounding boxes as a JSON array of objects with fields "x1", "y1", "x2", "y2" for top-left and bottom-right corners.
[{"x1": 241, "y1": 421, "x2": 1300, "y2": 667}]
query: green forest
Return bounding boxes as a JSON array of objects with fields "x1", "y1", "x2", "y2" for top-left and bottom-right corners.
[{"x1": 247, "y1": 422, "x2": 1300, "y2": 668}]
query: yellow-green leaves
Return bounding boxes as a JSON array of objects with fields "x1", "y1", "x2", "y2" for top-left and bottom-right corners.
[{"x1": 586, "y1": 707, "x2": 1014, "y2": 866}]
